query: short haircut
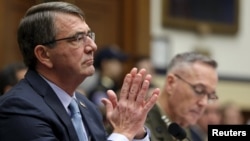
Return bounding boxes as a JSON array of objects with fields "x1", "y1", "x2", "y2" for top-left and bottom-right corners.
[
  {"x1": 17, "y1": 2, "x2": 85, "y2": 70},
  {"x1": 167, "y1": 51, "x2": 217, "y2": 73}
]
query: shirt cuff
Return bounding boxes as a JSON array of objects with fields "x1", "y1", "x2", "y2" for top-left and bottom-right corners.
[
  {"x1": 108, "y1": 133, "x2": 129, "y2": 141},
  {"x1": 133, "y1": 126, "x2": 150, "y2": 141},
  {"x1": 107, "y1": 127, "x2": 150, "y2": 141}
]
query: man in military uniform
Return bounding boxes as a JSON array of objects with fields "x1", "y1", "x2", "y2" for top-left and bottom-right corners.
[{"x1": 146, "y1": 52, "x2": 219, "y2": 141}]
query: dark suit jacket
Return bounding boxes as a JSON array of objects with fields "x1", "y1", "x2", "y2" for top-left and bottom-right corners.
[{"x1": 0, "y1": 69, "x2": 107, "y2": 141}]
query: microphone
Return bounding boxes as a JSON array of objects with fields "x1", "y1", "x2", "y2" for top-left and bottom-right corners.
[
  {"x1": 168, "y1": 122, "x2": 187, "y2": 140},
  {"x1": 161, "y1": 115, "x2": 187, "y2": 140}
]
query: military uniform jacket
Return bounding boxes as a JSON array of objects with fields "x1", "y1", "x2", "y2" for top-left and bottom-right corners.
[{"x1": 145, "y1": 104, "x2": 175, "y2": 141}]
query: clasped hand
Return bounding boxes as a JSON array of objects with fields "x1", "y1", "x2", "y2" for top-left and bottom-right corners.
[{"x1": 102, "y1": 68, "x2": 160, "y2": 140}]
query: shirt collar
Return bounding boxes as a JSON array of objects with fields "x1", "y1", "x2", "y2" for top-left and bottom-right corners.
[{"x1": 40, "y1": 75, "x2": 76, "y2": 113}]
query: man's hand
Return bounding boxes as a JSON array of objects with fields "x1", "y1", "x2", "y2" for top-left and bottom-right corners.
[{"x1": 102, "y1": 68, "x2": 160, "y2": 140}]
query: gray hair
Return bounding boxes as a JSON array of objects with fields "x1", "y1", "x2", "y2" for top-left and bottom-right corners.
[
  {"x1": 17, "y1": 2, "x2": 85, "y2": 70},
  {"x1": 167, "y1": 51, "x2": 217, "y2": 73}
]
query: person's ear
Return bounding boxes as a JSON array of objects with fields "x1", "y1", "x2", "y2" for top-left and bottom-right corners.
[
  {"x1": 34, "y1": 45, "x2": 53, "y2": 68},
  {"x1": 165, "y1": 74, "x2": 176, "y2": 96}
]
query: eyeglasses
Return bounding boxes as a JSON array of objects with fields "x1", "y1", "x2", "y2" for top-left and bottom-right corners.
[
  {"x1": 41, "y1": 31, "x2": 95, "y2": 46},
  {"x1": 174, "y1": 74, "x2": 218, "y2": 103}
]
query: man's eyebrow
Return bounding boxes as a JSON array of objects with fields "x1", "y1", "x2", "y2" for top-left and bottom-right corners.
[
  {"x1": 74, "y1": 30, "x2": 91, "y2": 35},
  {"x1": 197, "y1": 83, "x2": 217, "y2": 95},
  {"x1": 74, "y1": 31, "x2": 85, "y2": 35},
  {"x1": 194, "y1": 83, "x2": 206, "y2": 87},
  {"x1": 68, "y1": 32, "x2": 85, "y2": 38}
]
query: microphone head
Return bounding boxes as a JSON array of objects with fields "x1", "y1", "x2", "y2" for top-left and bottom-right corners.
[{"x1": 168, "y1": 122, "x2": 187, "y2": 140}]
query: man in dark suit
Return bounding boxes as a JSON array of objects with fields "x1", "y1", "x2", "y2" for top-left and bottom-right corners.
[{"x1": 0, "y1": 2, "x2": 160, "y2": 141}]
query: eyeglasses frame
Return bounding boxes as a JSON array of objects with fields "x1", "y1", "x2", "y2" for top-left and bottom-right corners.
[
  {"x1": 41, "y1": 31, "x2": 95, "y2": 46},
  {"x1": 174, "y1": 73, "x2": 218, "y2": 103}
]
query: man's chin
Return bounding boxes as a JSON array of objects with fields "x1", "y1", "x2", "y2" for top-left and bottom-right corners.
[
  {"x1": 189, "y1": 118, "x2": 199, "y2": 126},
  {"x1": 185, "y1": 116, "x2": 199, "y2": 126},
  {"x1": 85, "y1": 67, "x2": 95, "y2": 76}
]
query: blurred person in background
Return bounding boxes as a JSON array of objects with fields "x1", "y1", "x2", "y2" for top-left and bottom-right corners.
[
  {"x1": 190, "y1": 101, "x2": 221, "y2": 141},
  {"x1": 135, "y1": 55, "x2": 157, "y2": 98},
  {"x1": 87, "y1": 44, "x2": 128, "y2": 133},
  {"x1": 220, "y1": 101, "x2": 244, "y2": 125},
  {"x1": 88, "y1": 45, "x2": 128, "y2": 107},
  {"x1": 135, "y1": 56, "x2": 155, "y2": 77},
  {"x1": 0, "y1": 62, "x2": 27, "y2": 95},
  {"x1": 145, "y1": 51, "x2": 219, "y2": 141}
]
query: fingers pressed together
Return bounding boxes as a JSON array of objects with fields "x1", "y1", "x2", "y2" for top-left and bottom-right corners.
[{"x1": 102, "y1": 67, "x2": 160, "y2": 140}]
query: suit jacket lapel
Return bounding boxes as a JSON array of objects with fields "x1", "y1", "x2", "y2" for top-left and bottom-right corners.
[
  {"x1": 25, "y1": 70, "x2": 79, "y2": 141},
  {"x1": 76, "y1": 94, "x2": 107, "y2": 141},
  {"x1": 44, "y1": 94, "x2": 79, "y2": 141}
]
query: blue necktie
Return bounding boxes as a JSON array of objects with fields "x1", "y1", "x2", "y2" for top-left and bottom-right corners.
[{"x1": 69, "y1": 99, "x2": 88, "y2": 141}]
